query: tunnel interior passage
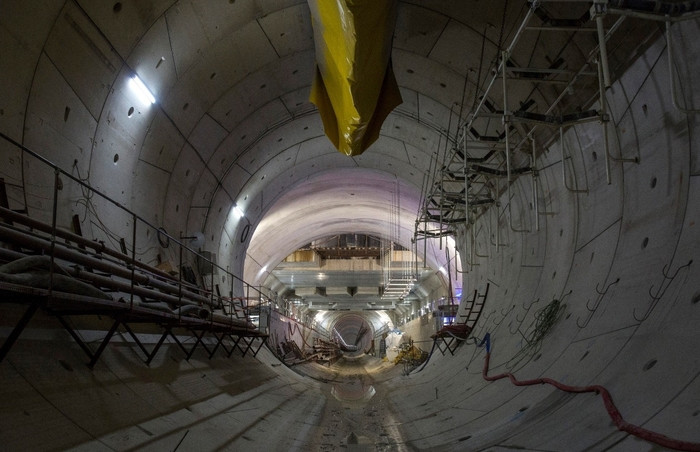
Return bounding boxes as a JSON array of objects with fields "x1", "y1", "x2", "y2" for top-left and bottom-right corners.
[
  {"x1": 331, "y1": 313, "x2": 376, "y2": 356},
  {"x1": 294, "y1": 354, "x2": 407, "y2": 449},
  {"x1": 1, "y1": 1, "x2": 700, "y2": 452}
]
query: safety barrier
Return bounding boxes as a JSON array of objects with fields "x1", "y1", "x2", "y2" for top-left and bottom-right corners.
[{"x1": 0, "y1": 132, "x2": 270, "y2": 366}]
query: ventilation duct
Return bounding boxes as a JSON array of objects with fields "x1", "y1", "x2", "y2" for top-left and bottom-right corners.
[{"x1": 308, "y1": 0, "x2": 403, "y2": 156}]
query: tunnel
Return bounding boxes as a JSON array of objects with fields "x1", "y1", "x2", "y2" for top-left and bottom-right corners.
[{"x1": 1, "y1": 1, "x2": 699, "y2": 451}]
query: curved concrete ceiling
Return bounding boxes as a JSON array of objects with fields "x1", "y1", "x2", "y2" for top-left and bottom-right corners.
[
  {"x1": 9, "y1": 0, "x2": 644, "y2": 306},
  {"x1": 4, "y1": 0, "x2": 505, "y2": 306},
  {"x1": 2, "y1": 1, "x2": 700, "y2": 450},
  {"x1": 245, "y1": 168, "x2": 436, "y2": 279},
  {"x1": 246, "y1": 169, "x2": 412, "y2": 267}
]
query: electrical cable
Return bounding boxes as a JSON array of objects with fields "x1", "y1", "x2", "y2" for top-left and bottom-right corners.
[
  {"x1": 71, "y1": 161, "x2": 159, "y2": 259},
  {"x1": 478, "y1": 333, "x2": 700, "y2": 452}
]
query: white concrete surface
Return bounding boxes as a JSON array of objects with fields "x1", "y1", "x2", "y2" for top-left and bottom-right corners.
[{"x1": 1, "y1": 1, "x2": 699, "y2": 451}]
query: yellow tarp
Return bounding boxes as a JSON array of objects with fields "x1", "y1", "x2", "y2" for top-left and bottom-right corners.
[{"x1": 308, "y1": 0, "x2": 403, "y2": 156}]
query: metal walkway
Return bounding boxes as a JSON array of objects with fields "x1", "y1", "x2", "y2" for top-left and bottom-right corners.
[{"x1": 0, "y1": 138, "x2": 270, "y2": 368}]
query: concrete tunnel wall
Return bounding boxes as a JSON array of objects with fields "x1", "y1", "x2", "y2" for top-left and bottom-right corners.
[
  {"x1": 1, "y1": 3, "x2": 700, "y2": 452},
  {"x1": 390, "y1": 20, "x2": 700, "y2": 450}
]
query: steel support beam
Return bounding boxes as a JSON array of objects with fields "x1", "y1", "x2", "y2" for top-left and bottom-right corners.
[
  {"x1": 0, "y1": 301, "x2": 40, "y2": 362},
  {"x1": 146, "y1": 328, "x2": 171, "y2": 365},
  {"x1": 185, "y1": 330, "x2": 212, "y2": 360},
  {"x1": 88, "y1": 319, "x2": 121, "y2": 369}
]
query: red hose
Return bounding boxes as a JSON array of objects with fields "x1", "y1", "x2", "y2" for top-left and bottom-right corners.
[{"x1": 481, "y1": 346, "x2": 700, "y2": 451}]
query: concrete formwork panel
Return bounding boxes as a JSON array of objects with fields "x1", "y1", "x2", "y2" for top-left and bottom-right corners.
[
  {"x1": 257, "y1": 2, "x2": 314, "y2": 57},
  {"x1": 24, "y1": 54, "x2": 97, "y2": 173},
  {"x1": 393, "y1": 49, "x2": 468, "y2": 116},
  {"x1": 138, "y1": 110, "x2": 184, "y2": 174},
  {"x1": 394, "y1": 4, "x2": 449, "y2": 57},
  {"x1": 188, "y1": 114, "x2": 228, "y2": 164},
  {"x1": 126, "y1": 16, "x2": 180, "y2": 101},
  {"x1": 43, "y1": 2, "x2": 120, "y2": 119},
  {"x1": 208, "y1": 51, "x2": 315, "y2": 132},
  {"x1": 76, "y1": 0, "x2": 174, "y2": 58}
]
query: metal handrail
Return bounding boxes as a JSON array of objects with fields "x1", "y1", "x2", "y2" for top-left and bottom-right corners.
[{"x1": 0, "y1": 130, "x2": 272, "y2": 328}]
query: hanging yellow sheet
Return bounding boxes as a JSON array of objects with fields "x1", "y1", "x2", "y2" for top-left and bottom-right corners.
[{"x1": 308, "y1": 0, "x2": 403, "y2": 157}]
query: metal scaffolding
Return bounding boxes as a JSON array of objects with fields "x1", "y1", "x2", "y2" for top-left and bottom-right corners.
[{"x1": 415, "y1": 0, "x2": 700, "y2": 260}]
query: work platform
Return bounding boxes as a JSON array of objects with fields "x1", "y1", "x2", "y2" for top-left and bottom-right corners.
[
  {"x1": 0, "y1": 281, "x2": 267, "y2": 368},
  {"x1": 0, "y1": 142, "x2": 270, "y2": 369}
]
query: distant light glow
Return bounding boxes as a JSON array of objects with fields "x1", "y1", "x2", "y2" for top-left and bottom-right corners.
[
  {"x1": 233, "y1": 205, "x2": 245, "y2": 219},
  {"x1": 129, "y1": 75, "x2": 156, "y2": 105}
]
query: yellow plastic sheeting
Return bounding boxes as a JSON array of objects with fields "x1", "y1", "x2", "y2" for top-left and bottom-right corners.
[{"x1": 308, "y1": 0, "x2": 403, "y2": 156}]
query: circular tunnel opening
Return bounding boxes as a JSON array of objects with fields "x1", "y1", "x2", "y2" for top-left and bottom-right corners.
[{"x1": 331, "y1": 313, "x2": 375, "y2": 357}]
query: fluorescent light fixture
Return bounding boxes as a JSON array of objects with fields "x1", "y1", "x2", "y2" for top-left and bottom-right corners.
[
  {"x1": 233, "y1": 205, "x2": 245, "y2": 219},
  {"x1": 129, "y1": 75, "x2": 156, "y2": 105}
]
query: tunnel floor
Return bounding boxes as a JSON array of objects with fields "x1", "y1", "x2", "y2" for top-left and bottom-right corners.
[{"x1": 294, "y1": 355, "x2": 412, "y2": 451}]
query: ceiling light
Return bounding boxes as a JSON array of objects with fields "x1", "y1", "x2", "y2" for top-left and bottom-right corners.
[{"x1": 129, "y1": 75, "x2": 156, "y2": 105}]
